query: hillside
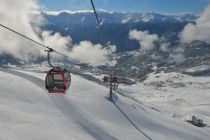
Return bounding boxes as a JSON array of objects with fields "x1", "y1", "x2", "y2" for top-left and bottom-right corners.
[{"x1": 0, "y1": 68, "x2": 209, "y2": 140}]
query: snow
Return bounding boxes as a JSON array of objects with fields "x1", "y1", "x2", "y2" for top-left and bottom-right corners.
[
  {"x1": 0, "y1": 68, "x2": 210, "y2": 140},
  {"x1": 122, "y1": 15, "x2": 132, "y2": 24},
  {"x1": 83, "y1": 71, "x2": 107, "y2": 81},
  {"x1": 44, "y1": 10, "x2": 94, "y2": 16},
  {"x1": 142, "y1": 14, "x2": 154, "y2": 22},
  {"x1": 119, "y1": 71, "x2": 210, "y2": 127},
  {"x1": 65, "y1": 27, "x2": 70, "y2": 31},
  {"x1": 186, "y1": 65, "x2": 210, "y2": 73},
  {"x1": 44, "y1": 9, "x2": 113, "y2": 16}
]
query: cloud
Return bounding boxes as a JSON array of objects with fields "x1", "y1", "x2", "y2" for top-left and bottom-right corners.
[
  {"x1": 0, "y1": 0, "x2": 72, "y2": 61},
  {"x1": 180, "y1": 4, "x2": 210, "y2": 44},
  {"x1": 169, "y1": 53, "x2": 185, "y2": 64},
  {"x1": 174, "y1": 47, "x2": 185, "y2": 53},
  {"x1": 0, "y1": 0, "x2": 42, "y2": 60},
  {"x1": 41, "y1": 31, "x2": 72, "y2": 58},
  {"x1": 129, "y1": 29, "x2": 159, "y2": 50},
  {"x1": 160, "y1": 42, "x2": 170, "y2": 52},
  {"x1": 0, "y1": 0, "x2": 115, "y2": 66},
  {"x1": 70, "y1": 41, "x2": 116, "y2": 66}
]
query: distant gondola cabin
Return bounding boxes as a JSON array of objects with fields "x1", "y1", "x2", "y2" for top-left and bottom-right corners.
[
  {"x1": 103, "y1": 76, "x2": 108, "y2": 82},
  {"x1": 112, "y1": 77, "x2": 118, "y2": 83}
]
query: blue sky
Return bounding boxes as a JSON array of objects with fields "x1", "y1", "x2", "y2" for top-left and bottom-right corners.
[{"x1": 38, "y1": 0, "x2": 209, "y2": 14}]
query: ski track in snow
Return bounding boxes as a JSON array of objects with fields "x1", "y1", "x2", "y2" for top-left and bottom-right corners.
[
  {"x1": 112, "y1": 101, "x2": 152, "y2": 140},
  {"x1": 50, "y1": 96, "x2": 118, "y2": 140}
]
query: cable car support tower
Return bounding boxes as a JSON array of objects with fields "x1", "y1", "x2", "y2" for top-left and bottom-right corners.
[{"x1": 90, "y1": 0, "x2": 116, "y2": 101}]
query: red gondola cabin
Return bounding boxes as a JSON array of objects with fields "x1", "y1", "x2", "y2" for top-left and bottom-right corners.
[
  {"x1": 45, "y1": 67, "x2": 71, "y2": 94},
  {"x1": 103, "y1": 76, "x2": 108, "y2": 82},
  {"x1": 112, "y1": 77, "x2": 118, "y2": 83}
]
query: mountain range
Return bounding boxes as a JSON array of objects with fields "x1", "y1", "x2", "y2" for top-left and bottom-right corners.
[
  {"x1": 42, "y1": 10, "x2": 196, "y2": 52},
  {"x1": 3, "y1": 10, "x2": 210, "y2": 80}
]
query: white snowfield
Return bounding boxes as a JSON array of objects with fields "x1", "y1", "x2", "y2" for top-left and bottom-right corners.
[{"x1": 0, "y1": 68, "x2": 209, "y2": 140}]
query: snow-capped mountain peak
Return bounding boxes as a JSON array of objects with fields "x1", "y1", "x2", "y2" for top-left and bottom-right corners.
[
  {"x1": 44, "y1": 10, "x2": 94, "y2": 16},
  {"x1": 43, "y1": 9, "x2": 114, "y2": 16}
]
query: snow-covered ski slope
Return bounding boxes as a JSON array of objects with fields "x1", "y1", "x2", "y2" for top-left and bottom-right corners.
[
  {"x1": 119, "y1": 71, "x2": 210, "y2": 125},
  {"x1": 0, "y1": 68, "x2": 209, "y2": 140}
]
